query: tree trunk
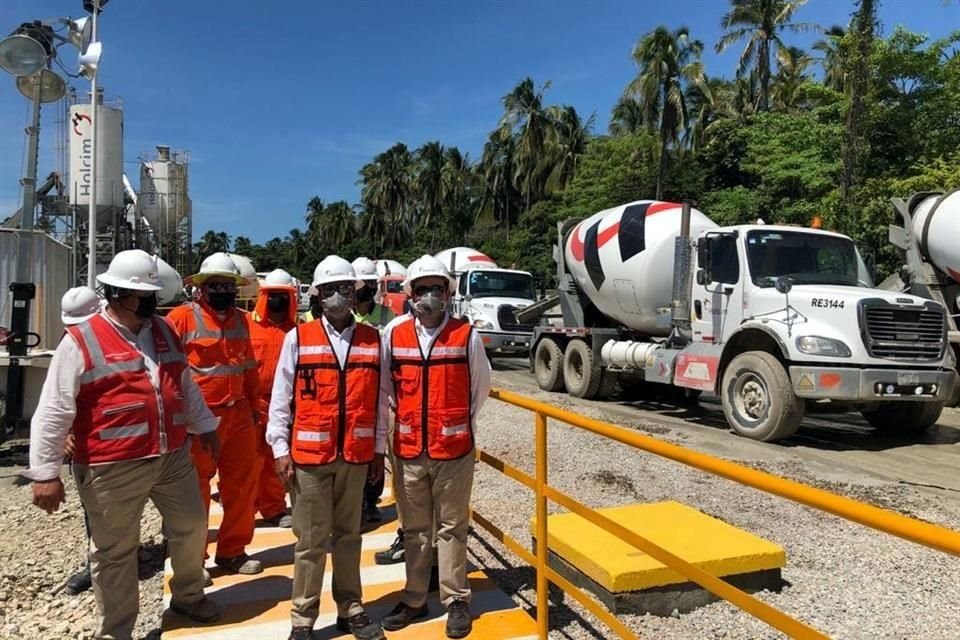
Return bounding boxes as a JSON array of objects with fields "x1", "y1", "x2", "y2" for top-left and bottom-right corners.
[
  {"x1": 760, "y1": 39, "x2": 770, "y2": 112},
  {"x1": 840, "y1": 0, "x2": 876, "y2": 209},
  {"x1": 656, "y1": 94, "x2": 668, "y2": 200}
]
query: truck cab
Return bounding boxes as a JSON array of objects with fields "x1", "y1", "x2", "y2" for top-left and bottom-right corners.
[
  {"x1": 688, "y1": 224, "x2": 957, "y2": 439},
  {"x1": 451, "y1": 267, "x2": 537, "y2": 355}
]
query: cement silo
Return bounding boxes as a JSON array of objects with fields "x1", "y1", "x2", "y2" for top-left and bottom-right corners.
[
  {"x1": 138, "y1": 146, "x2": 192, "y2": 278},
  {"x1": 68, "y1": 97, "x2": 124, "y2": 227}
]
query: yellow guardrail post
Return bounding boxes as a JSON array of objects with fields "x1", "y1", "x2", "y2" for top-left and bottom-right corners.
[{"x1": 535, "y1": 410, "x2": 549, "y2": 640}]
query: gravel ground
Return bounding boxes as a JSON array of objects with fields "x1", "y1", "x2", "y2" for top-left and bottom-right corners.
[
  {"x1": 1, "y1": 381, "x2": 957, "y2": 640},
  {"x1": 470, "y1": 376, "x2": 960, "y2": 640},
  {"x1": 0, "y1": 441, "x2": 165, "y2": 640}
]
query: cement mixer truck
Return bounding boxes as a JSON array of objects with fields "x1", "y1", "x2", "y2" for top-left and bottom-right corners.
[
  {"x1": 885, "y1": 191, "x2": 960, "y2": 405},
  {"x1": 435, "y1": 247, "x2": 537, "y2": 355},
  {"x1": 521, "y1": 200, "x2": 958, "y2": 442}
]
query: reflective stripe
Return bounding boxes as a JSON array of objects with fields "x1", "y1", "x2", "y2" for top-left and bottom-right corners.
[
  {"x1": 350, "y1": 347, "x2": 380, "y2": 358},
  {"x1": 102, "y1": 401, "x2": 146, "y2": 416},
  {"x1": 441, "y1": 423, "x2": 470, "y2": 437},
  {"x1": 80, "y1": 359, "x2": 145, "y2": 384},
  {"x1": 299, "y1": 345, "x2": 334, "y2": 356},
  {"x1": 157, "y1": 351, "x2": 186, "y2": 365},
  {"x1": 392, "y1": 347, "x2": 420, "y2": 358},
  {"x1": 100, "y1": 422, "x2": 150, "y2": 440},
  {"x1": 192, "y1": 363, "x2": 249, "y2": 377},
  {"x1": 296, "y1": 431, "x2": 330, "y2": 442},
  {"x1": 398, "y1": 423, "x2": 414, "y2": 434},
  {"x1": 172, "y1": 414, "x2": 189, "y2": 426},
  {"x1": 75, "y1": 320, "x2": 106, "y2": 367},
  {"x1": 432, "y1": 346, "x2": 467, "y2": 357},
  {"x1": 185, "y1": 305, "x2": 250, "y2": 341},
  {"x1": 353, "y1": 427, "x2": 375, "y2": 438}
]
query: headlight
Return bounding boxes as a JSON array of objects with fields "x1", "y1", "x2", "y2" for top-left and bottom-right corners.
[
  {"x1": 796, "y1": 335, "x2": 851, "y2": 357},
  {"x1": 473, "y1": 319, "x2": 494, "y2": 330}
]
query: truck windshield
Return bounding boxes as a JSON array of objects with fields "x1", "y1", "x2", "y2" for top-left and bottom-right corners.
[
  {"x1": 468, "y1": 271, "x2": 535, "y2": 299},
  {"x1": 385, "y1": 280, "x2": 403, "y2": 294},
  {"x1": 746, "y1": 230, "x2": 859, "y2": 287}
]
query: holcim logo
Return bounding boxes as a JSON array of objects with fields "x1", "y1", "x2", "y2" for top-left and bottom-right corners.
[{"x1": 72, "y1": 112, "x2": 93, "y2": 198}]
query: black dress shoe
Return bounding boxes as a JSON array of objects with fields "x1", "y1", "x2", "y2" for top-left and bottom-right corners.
[
  {"x1": 380, "y1": 602, "x2": 428, "y2": 631},
  {"x1": 65, "y1": 567, "x2": 92, "y2": 595},
  {"x1": 336, "y1": 611, "x2": 385, "y2": 640},
  {"x1": 445, "y1": 599, "x2": 472, "y2": 638},
  {"x1": 288, "y1": 625, "x2": 312, "y2": 640}
]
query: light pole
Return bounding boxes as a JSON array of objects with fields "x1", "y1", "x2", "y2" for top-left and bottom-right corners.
[{"x1": 86, "y1": 0, "x2": 99, "y2": 287}]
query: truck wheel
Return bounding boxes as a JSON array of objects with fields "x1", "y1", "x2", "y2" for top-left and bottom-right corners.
[
  {"x1": 720, "y1": 351, "x2": 804, "y2": 442},
  {"x1": 563, "y1": 339, "x2": 603, "y2": 399},
  {"x1": 861, "y1": 401, "x2": 943, "y2": 433},
  {"x1": 534, "y1": 338, "x2": 565, "y2": 392}
]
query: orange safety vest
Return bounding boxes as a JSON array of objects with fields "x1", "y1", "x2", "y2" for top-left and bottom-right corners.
[
  {"x1": 390, "y1": 317, "x2": 474, "y2": 460},
  {"x1": 169, "y1": 302, "x2": 256, "y2": 407},
  {"x1": 250, "y1": 317, "x2": 297, "y2": 418},
  {"x1": 68, "y1": 313, "x2": 189, "y2": 465},
  {"x1": 291, "y1": 321, "x2": 380, "y2": 465}
]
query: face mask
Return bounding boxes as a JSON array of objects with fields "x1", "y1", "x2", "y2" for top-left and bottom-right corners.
[
  {"x1": 322, "y1": 292, "x2": 351, "y2": 320},
  {"x1": 413, "y1": 292, "x2": 445, "y2": 320},
  {"x1": 267, "y1": 293, "x2": 289, "y2": 313},
  {"x1": 207, "y1": 292, "x2": 236, "y2": 312},
  {"x1": 356, "y1": 285, "x2": 376, "y2": 304},
  {"x1": 135, "y1": 294, "x2": 158, "y2": 319}
]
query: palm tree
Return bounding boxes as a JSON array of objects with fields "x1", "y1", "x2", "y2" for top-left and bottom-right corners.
[
  {"x1": 286, "y1": 228, "x2": 306, "y2": 275},
  {"x1": 546, "y1": 105, "x2": 595, "y2": 191},
  {"x1": 715, "y1": 0, "x2": 813, "y2": 112},
  {"x1": 414, "y1": 141, "x2": 446, "y2": 250},
  {"x1": 840, "y1": 0, "x2": 877, "y2": 205},
  {"x1": 772, "y1": 46, "x2": 814, "y2": 110},
  {"x1": 813, "y1": 26, "x2": 848, "y2": 93},
  {"x1": 479, "y1": 124, "x2": 520, "y2": 236},
  {"x1": 442, "y1": 147, "x2": 478, "y2": 245},
  {"x1": 320, "y1": 200, "x2": 355, "y2": 249},
  {"x1": 359, "y1": 143, "x2": 414, "y2": 251},
  {"x1": 501, "y1": 77, "x2": 554, "y2": 211},
  {"x1": 625, "y1": 25, "x2": 709, "y2": 198},
  {"x1": 196, "y1": 229, "x2": 230, "y2": 260},
  {"x1": 357, "y1": 205, "x2": 387, "y2": 256},
  {"x1": 609, "y1": 97, "x2": 645, "y2": 136}
]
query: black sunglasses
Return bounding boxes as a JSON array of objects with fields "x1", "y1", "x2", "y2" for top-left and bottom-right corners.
[
  {"x1": 413, "y1": 284, "x2": 447, "y2": 297},
  {"x1": 320, "y1": 283, "x2": 356, "y2": 297},
  {"x1": 204, "y1": 282, "x2": 237, "y2": 293}
]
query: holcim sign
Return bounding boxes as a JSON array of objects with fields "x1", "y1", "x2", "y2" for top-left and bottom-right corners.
[{"x1": 68, "y1": 102, "x2": 124, "y2": 213}]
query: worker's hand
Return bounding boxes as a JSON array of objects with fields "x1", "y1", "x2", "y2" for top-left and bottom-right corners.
[
  {"x1": 63, "y1": 433, "x2": 76, "y2": 460},
  {"x1": 198, "y1": 431, "x2": 221, "y2": 462},
  {"x1": 32, "y1": 478, "x2": 66, "y2": 514},
  {"x1": 275, "y1": 455, "x2": 295, "y2": 492},
  {"x1": 367, "y1": 453, "x2": 385, "y2": 485}
]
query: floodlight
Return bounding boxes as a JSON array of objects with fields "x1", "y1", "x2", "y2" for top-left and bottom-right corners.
[{"x1": 15, "y1": 68, "x2": 66, "y2": 102}]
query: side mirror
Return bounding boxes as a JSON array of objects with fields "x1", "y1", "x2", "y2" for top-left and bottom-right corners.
[
  {"x1": 775, "y1": 276, "x2": 793, "y2": 295},
  {"x1": 464, "y1": 294, "x2": 473, "y2": 302},
  {"x1": 696, "y1": 238, "x2": 712, "y2": 284}
]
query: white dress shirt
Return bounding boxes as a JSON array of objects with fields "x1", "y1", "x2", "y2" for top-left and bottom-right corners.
[
  {"x1": 266, "y1": 315, "x2": 390, "y2": 458},
  {"x1": 380, "y1": 313, "x2": 491, "y2": 431},
  {"x1": 25, "y1": 311, "x2": 219, "y2": 482}
]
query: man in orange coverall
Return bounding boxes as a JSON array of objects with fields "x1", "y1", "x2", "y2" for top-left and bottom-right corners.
[
  {"x1": 249, "y1": 269, "x2": 298, "y2": 528},
  {"x1": 168, "y1": 252, "x2": 263, "y2": 575}
]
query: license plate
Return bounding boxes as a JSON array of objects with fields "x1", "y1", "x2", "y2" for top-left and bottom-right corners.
[{"x1": 897, "y1": 372, "x2": 920, "y2": 385}]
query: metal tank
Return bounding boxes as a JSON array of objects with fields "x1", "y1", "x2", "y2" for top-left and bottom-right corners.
[
  {"x1": 68, "y1": 98, "x2": 124, "y2": 227},
  {"x1": 563, "y1": 200, "x2": 717, "y2": 336},
  {"x1": 138, "y1": 146, "x2": 192, "y2": 276},
  {"x1": 434, "y1": 247, "x2": 498, "y2": 272},
  {"x1": 911, "y1": 191, "x2": 960, "y2": 283},
  {"x1": 375, "y1": 259, "x2": 407, "y2": 279}
]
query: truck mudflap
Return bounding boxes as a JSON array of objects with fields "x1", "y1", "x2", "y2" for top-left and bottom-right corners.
[{"x1": 789, "y1": 366, "x2": 959, "y2": 402}]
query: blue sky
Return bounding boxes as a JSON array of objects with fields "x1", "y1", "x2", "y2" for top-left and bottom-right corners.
[{"x1": 1, "y1": 0, "x2": 957, "y2": 243}]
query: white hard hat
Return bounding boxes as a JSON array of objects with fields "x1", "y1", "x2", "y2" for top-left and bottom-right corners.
[
  {"x1": 404, "y1": 255, "x2": 456, "y2": 296},
  {"x1": 352, "y1": 257, "x2": 378, "y2": 282},
  {"x1": 97, "y1": 250, "x2": 163, "y2": 291},
  {"x1": 156, "y1": 256, "x2": 183, "y2": 305},
  {"x1": 61, "y1": 286, "x2": 100, "y2": 325},
  {"x1": 228, "y1": 253, "x2": 259, "y2": 300},
  {"x1": 312, "y1": 255, "x2": 359, "y2": 287},
  {"x1": 263, "y1": 268, "x2": 295, "y2": 288},
  {"x1": 187, "y1": 252, "x2": 249, "y2": 286}
]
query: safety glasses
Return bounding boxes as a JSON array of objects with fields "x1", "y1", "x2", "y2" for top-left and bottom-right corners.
[
  {"x1": 204, "y1": 282, "x2": 237, "y2": 293},
  {"x1": 319, "y1": 283, "x2": 356, "y2": 297},
  {"x1": 413, "y1": 284, "x2": 447, "y2": 297}
]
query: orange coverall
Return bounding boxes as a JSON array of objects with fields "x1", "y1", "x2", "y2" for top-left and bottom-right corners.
[{"x1": 167, "y1": 299, "x2": 260, "y2": 559}]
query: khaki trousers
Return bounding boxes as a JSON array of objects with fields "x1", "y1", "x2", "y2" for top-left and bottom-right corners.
[
  {"x1": 290, "y1": 458, "x2": 367, "y2": 626},
  {"x1": 393, "y1": 451, "x2": 474, "y2": 608},
  {"x1": 74, "y1": 445, "x2": 207, "y2": 640}
]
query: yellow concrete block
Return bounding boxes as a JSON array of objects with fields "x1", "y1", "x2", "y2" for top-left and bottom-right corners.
[{"x1": 532, "y1": 501, "x2": 786, "y2": 592}]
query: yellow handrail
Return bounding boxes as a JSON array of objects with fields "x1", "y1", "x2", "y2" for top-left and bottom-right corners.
[{"x1": 474, "y1": 387, "x2": 960, "y2": 639}]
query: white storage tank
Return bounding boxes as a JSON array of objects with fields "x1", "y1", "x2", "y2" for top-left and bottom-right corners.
[
  {"x1": 564, "y1": 200, "x2": 717, "y2": 336},
  {"x1": 911, "y1": 191, "x2": 960, "y2": 284},
  {"x1": 68, "y1": 97, "x2": 124, "y2": 228},
  {"x1": 434, "y1": 247, "x2": 498, "y2": 273},
  {"x1": 376, "y1": 259, "x2": 407, "y2": 279},
  {"x1": 138, "y1": 146, "x2": 191, "y2": 241}
]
